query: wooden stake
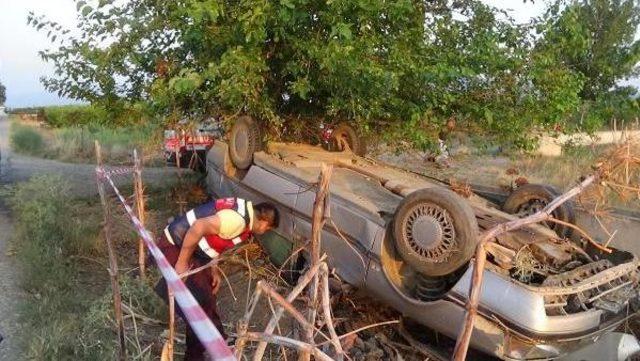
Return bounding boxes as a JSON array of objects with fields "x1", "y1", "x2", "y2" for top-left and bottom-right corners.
[
  {"x1": 300, "y1": 164, "x2": 333, "y2": 361},
  {"x1": 95, "y1": 140, "x2": 127, "y2": 360},
  {"x1": 133, "y1": 149, "x2": 147, "y2": 279},
  {"x1": 168, "y1": 290, "x2": 175, "y2": 361}
]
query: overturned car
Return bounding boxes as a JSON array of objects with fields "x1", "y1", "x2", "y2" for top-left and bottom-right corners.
[{"x1": 205, "y1": 121, "x2": 640, "y2": 360}]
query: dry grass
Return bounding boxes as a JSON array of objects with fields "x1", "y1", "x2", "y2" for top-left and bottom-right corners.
[
  {"x1": 9, "y1": 117, "x2": 163, "y2": 166},
  {"x1": 376, "y1": 141, "x2": 640, "y2": 210}
]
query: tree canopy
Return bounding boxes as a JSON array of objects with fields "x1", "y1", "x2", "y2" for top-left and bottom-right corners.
[{"x1": 30, "y1": 0, "x2": 640, "y2": 148}]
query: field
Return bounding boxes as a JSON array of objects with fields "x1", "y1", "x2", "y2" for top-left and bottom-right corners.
[
  {"x1": 375, "y1": 136, "x2": 640, "y2": 210},
  {"x1": 8, "y1": 114, "x2": 163, "y2": 166}
]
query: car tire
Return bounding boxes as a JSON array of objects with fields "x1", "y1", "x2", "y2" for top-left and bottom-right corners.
[
  {"x1": 393, "y1": 187, "x2": 479, "y2": 277},
  {"x1": 503, "y1": 183, "x2": 575, "y2": 238},
  {"x1": 229, "y1": 115, "x2": 262, "y2": 170},
  {"x1": 327, "y1": 122, "x2": 367, "y2": 156}
]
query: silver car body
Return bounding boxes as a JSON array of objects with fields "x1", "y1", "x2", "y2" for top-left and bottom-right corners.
[{"x1": 206, "y1": 141, "x2": 640, "y2": 360}]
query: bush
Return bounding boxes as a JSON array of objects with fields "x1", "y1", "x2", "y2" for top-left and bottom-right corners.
[
  {"x1": 43, "y1": 104, "x2": 152, "y2": 128},
  {"x1": 43, "y1": 105, "x2": 110, "y2": 127},
  {"x1": 10, "y1": 122, "x2": 44, "y2": 155},
  {"x1": 7, "y1": 176, "x2": 165, "y2": 360}
]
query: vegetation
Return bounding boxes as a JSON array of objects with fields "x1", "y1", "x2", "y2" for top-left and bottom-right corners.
[
  {"x1": 0, "y1": 80, "x2": 5, "y2": 105},
  {"x1": 10, "y1": 123, "x2": 44, "y2": 155},
  {"x1": 9, "y1": 119, "x2": 162, "y2": 164},
  {"x1": 27, "y1": 0, "x2": 640, "y2": 150},
  {"x1": 44, "y1": 104, "x2": 152, "y2": 127},
  {"x1": 43, "y1": 105, "x2": 110, "y2": 127},
  {"x1": 6, "y1": 175, "x2": 169, "y2": 360}
]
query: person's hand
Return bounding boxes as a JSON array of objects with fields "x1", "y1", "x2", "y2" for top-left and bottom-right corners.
[
  {"x1": 211, "y1": 266, "x2": 222, "y2": 294},
  {"x1": 175, "y1": 260, "x2": 190, "y2": 278}
]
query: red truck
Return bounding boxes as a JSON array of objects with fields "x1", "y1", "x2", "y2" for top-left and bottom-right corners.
[{"x1": 164, "y1": 118, "x2": 223, "y2": 171}]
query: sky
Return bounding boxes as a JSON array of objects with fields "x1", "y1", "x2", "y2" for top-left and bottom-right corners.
[
  {"x1": 0, "y1": 0, "x2": 565, "y2": 108},
  {"x1": 0, "y1": 0, "x2": 79, "y2": 107}
]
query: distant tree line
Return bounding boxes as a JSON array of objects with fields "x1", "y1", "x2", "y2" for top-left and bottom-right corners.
[
  {"x1": 29, "y1": 0, "x2": 640, "y2": 149},
  {"x1": 0, "y1": 80, "x2": 6, "y2": 106}
]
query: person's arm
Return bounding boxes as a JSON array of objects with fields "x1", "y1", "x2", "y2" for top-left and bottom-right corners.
[{"x1": 174, "y1": 215, "x2": 221, "y2": 276}]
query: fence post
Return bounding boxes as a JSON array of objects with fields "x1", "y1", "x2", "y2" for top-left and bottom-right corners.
[
  {"x1": 133, "y1": 149, "x2": 147, "y2": 279},
  {"x1": 299, "y1": 163, "x2": 333, "y2": 361},
  {"x1": 168, "y1": 291, "x2": 176, "y2": 361},
  {"x1": 95, "y1": 141, "x2": 127, "y2": 360}
]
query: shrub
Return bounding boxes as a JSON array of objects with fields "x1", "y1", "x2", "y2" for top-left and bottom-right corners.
[
  {"x1": 10, "y1": 122, "x2": 44, "y2": 155},
  {"x1": 43, "y1": 105, "x2": 110, "y2": 127},
  {"x1": 43, "y1": 104, "x2": 151, "y2": 128},
  {"x1": 7, "y1": 176, "x2": 165, "y2": 360}
]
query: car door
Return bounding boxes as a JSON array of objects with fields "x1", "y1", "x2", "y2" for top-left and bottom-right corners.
[
  {"x1": 292, "y1": 179, "x2": 375, "y2": 288},
  {"x1": 238, "y1": 164, "x2": 300, "y2": 239}
]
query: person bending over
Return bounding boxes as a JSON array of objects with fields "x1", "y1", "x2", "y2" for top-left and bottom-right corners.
[{"x1": 155, "y1": 197, "x2": 279, "y2": 360}]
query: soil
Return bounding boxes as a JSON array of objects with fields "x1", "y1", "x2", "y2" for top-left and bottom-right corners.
[{"x1": 0, "y1": 115, "x2": 178, "y2": 360}]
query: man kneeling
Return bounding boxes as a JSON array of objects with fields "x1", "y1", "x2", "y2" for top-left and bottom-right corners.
[{"x1": 155, "y1": 197, "x2": 279, "y2": 360}]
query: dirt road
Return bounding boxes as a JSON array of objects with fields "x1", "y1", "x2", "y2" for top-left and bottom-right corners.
[{"x1": 0, "y1": 115, "x2": 177, "y2": 360}]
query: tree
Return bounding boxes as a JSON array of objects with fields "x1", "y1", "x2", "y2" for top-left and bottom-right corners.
[
  {"x1": 30, "y1": 0, "x2": 637, "y2": 148},
  {"x1": 0, "y1": 80, "x2": 6, "y2": 105},
  {"x1": 538, "y1": 0, "x2": 640, "y2": 100}
]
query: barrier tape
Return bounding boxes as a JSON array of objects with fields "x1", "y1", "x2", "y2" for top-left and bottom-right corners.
[
  {"x1": 97, "y1": 166, "x2": 136, "y2": 178},
  {"x1": 95, "y1": 166, "x2": 236, "y2": 361}
]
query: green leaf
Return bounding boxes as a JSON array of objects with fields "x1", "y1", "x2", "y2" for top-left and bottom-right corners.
[{"x1": 81, "y1": 5, "x2": 93, "y2": 17}]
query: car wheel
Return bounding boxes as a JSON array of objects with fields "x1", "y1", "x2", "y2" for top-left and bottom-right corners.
[
  {"x1": 503, "y1": 183, "x2": 575, "y2": 238},
  {"x1": 393, "y1": 187, "x2": 479, "y2": 277},
  {"x1": 327, "y1": 122, "x2": 367, "y2": 156},
  {"x1": 229, "y1": 115, "x2": 262, "y2": 170}
]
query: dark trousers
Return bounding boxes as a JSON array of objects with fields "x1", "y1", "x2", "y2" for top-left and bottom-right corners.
[{"x1": 154, "y1": 234, "x2": 226, "y2": 361}]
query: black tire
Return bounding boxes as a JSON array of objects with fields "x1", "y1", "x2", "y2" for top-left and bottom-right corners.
[
  {"x1": 393, "y1": 187, "x2": 479, "y2": 277},
  {"x1": 327, "y1": 122, "x2": 367, "y2": 156},
  {"x1": 503, "y1": 184, "x2": 575, "y2": 238},
  {"x1": 229, "y1": 115, "x2": 262, "y2": 170}
]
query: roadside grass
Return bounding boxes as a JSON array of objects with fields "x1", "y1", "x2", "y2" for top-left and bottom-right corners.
[
  {"x1": 514, "y1": 144, "x2": 604, "y2": 188},
  {"x1": 9, "y1": 122, "x2": 44, "y2": 156},
  {"x1": 5, "y1": 175, "x2": 179, "y2": 360},
  {"x1": 9, "y1": 118, "x2": 163, "y2": 165}
]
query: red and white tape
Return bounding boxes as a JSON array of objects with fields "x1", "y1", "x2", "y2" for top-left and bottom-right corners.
[
  {"x1": 97, "y1": 166, "x2": 136, "y2": 178},
  {"x1": 96, "y1": 166, "x2": 236, "y2": 361}
]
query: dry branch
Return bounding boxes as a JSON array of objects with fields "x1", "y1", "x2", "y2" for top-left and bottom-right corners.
[
  {"x1": 302, "y1": 164, "x2": 333, "y2": 361},
  {"x1": 453, "y1": 140, "x2": 640, "y2": 360},
  {"x1": 251, "y1": 259, "x2": 325, "y2": 360},
  {"x1": 452, "y1": 174, "x2": 597, "y2": 360},
  {"x1": 242, "y1": 332, "x2": 334, "y2": 361},
  {"x1": 320, "y1": 264, "x2": 344, "y2": 361}
]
